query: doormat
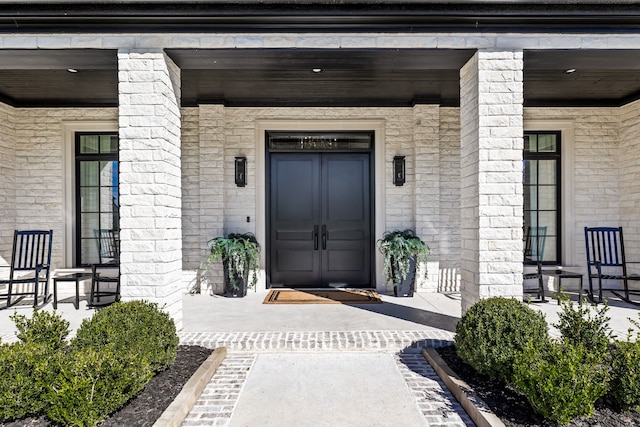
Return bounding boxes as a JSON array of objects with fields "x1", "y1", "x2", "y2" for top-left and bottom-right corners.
[{"x1": 263, "y1": 289, "x2": 383, "y2": 305}]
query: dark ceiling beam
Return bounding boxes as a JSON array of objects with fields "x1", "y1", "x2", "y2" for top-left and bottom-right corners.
[{"x1": 2, "y1": 2, "x2": 640, "y2": 33}]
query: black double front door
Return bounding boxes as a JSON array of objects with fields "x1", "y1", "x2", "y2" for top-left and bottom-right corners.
[{"x1": 269, "y1": 152, "x2": 372, "y2": 287}]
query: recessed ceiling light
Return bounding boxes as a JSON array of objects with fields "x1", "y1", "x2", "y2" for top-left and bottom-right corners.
[
  {"x1": 312, "y1": 68, "x2": 322, "y2": 73},
  {"x1": 564, "y1": 68, "x2": 576, "y2": 74},
  {"x1": 67, "y1": 68, "x2": 78, "y2": 73}
]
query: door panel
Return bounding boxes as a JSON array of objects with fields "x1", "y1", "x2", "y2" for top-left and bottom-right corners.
[
  {"x1": 321, "y1": 154, "x2": 371, "y2": 286},
  {"x1": 270, "y1": 154, "x2": 321, "y2": 285},
  {"x1": 269, "y1": 152, "x2": 371, "y2": 287}
]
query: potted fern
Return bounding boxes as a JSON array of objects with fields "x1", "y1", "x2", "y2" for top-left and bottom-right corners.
[
  {"x1": 377, "y1": 229, "x2": 429, "y2": 297},
  {"x1": 205, "y1": 232, "x2": 260, "y2": 297}
]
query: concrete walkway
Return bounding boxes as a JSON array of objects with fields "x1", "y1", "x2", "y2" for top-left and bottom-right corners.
[{"x1": 2, "y1": 290, "x2": 640, "y2": 426}]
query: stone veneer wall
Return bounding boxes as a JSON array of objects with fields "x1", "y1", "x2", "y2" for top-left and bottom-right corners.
[
  {"x1": 459, "y1": 50, "x2": 525, "y2": 312},
  {"x1": 619, "y1": 100, "x2": 640, "y2": 268},
  {"x1": 438, "y1": 108, "x2": 462, "y2": 291},
  {"x1": 0, "y1": 102, "x2": 15, "y2": 262},
  {"x1": 182, "y1": 106, "x2": 432, "y2": 293},
  {"x1": 118, "y1": 51, "x2": 183, "y2": 327},
  {"x1": 524, "y1": 107, "x2": 620, "y2": 271},
  {"x1": 13, "y1": 108, "x2": 118, "y2": 269},
  {"x1": 0, "y1": 101, "x2": 630, "y2": 299}
]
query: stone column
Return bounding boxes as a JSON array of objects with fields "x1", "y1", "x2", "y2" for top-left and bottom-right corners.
[
  {"x1": 118, "y1": 50, "x2": 183, "y2": 328},
  {"x1": 413, "y1": 104, "x2": 440, "y2": 291},
  {"x1": 199, "y1": 105, "x2": 226, "y2": 294},
  {"x1": 459, "y1": 50, "x2": 524, "y2": 313}
]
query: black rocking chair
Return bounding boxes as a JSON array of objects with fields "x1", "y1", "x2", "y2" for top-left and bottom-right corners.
[
  {"x1": 90, "y1": 229, "x2": 120, "y2": 307},
  {"x1": 584, "y1": 226, "x2": 640, "y2": 304},
  {"x1": 0, "y1": 230, "x2": 53, "y2": 308},
  {"x1": 523, "y1": 226, "x2": 547, "y2": 302}
]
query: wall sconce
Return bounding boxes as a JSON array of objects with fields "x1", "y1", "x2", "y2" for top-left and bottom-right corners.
[
  {"x1": 235, "y1": 156, "x2": 247, "y2": 187},
  {"x1": 393, "y1": 156, "x2": 405, "y2": 186}
]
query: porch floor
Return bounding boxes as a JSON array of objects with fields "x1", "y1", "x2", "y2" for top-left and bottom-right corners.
[{"x1": 1, "y1": 290, "x2": 639, "y2": 426}]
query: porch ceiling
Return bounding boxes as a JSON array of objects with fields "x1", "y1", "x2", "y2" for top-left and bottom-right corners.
[{"x1": 1, "y1": 48, "x2": 640, "y2": 108}]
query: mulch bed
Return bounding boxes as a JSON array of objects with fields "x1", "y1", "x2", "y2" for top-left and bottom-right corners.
[
  {"x1": 436, "y1": 345, "x2": 640, "y2": 427},
  {"x1": 1, "y1": 345, "x2": 212, "y2": 427}
]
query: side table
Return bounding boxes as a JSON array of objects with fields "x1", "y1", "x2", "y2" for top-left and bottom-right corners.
[
  {"x1": 52, "y1": 272, "x2": 93, "y2": 309},
  {"x1": 549, "y1": 271, "x2": 584, "y2": 305}
]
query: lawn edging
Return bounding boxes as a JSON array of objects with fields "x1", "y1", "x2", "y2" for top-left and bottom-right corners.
[
  {"x1": 153, "y1": 347, "x2": 228, "y2": 427},
  {"x1": 422, "y1": 347, "x2": 505, "y2": 427}
]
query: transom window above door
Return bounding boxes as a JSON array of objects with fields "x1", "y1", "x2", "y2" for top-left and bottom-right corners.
[
  {"x1": 75, "y1": 133, "x2": 119, "y2": 266},
  {"x1": 267, "y1": 132, "x2": 373, "y2": 151}
]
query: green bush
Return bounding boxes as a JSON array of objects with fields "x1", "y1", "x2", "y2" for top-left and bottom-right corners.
[
  {"x1": 610, "y1": 337, "x2": 640, "y2": 411},
  {"x1": 0, "y1": 342, "x2": 60, "y2": 421},
  {"x1": 11, "y1": 308, "x2": 70, "y2": 351},
  {"x1": 71, "y1": 300, "x2": 178, "y2": 372},
  {"x1": 46, "y1": 345, "x2": 152, "y2": 427},
  {"x1": 455, "y1": 297, "x2": 549, "y2": 383},
  {"x1": 554, "y1": 297, "x2": 613, "y2": 353},
  {"x1": 512, "y1": 340, "x2": 610, "y2": 424}
]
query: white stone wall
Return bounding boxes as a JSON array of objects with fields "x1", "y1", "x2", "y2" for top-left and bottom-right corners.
[
  {"x1": 13, "y1": 108, "x2": 118, "y2": 269},
  {"x1": 438, "y1": 108, "x2": 462, "y2": 292},
  {"x1": 0, "y1": 103, "x2": 15, "y2": 263},
  {"x1": 619, "y1": 100, "x2": 640, "y2": 270},
  {"x1": 524, "y1": 107, "x2": 620, "y2": 273},
  {"x1": 413, "y1": 105, "x2": 440, "y2": 291},
  {"x1": 182, "y1": 106, "x2": 436, "y2": 293},
  {"x1": 0, "y1": 98, "x2": 635, "y2": 309}
]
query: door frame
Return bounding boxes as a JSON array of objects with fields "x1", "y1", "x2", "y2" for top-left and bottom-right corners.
[{"x1": 255, "y1": 119, "x2": 387, "y2": 291}]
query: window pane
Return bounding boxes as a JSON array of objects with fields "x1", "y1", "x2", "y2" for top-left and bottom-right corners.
[
  {"x1": 524, "y1": 160, "x2": 537, "y2": 185},
  {"x1": 80, "y1": 188, "x2": 99, "y2": 213},
  {"x1": 524, "y1": 134, "x2": 537, "y2": 153},
  {"x1": 524, "y1": 186, "x2": 537, "y2": 210},
  {"x1": 81, "y1": 238, "x2": 100, "y2": 265},
  {"x1": 537, "y1": 134, "x2": 557, "y2": 152},
  {"x1": 542, "y1": 237, "x2": 557, "y2": 263},
  {"x1": 79, "y1": 135, "x2": 99, "y2": 154},
  {"x1": 81, "y1": 213, "x2": 99, "y2": 239},
  {"x1": 537, "y1": 186, "x2": 557, "y2": 210},
  {"x1": 100, "y1": 135, "x2": 118, "y2": 154},
  {"x1": 98, "y1": 161, "x2": 114, "y2": 186},
  {"x1": 538, "y1": 211, "x2": 557, "y2": 236},
  {"x1": 524, "y1": 212, "x2": 538, "y2": 230},
  {"x1": 537, "y1": 160, "x2": 556, "y2": 185},
  {"x1": 80, "y1": 162, "x2": 99, "y2": 186}
]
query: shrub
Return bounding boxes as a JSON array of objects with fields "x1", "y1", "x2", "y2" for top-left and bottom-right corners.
[
  {"x1": 455, "y1": 297, "x2": 549, "y2": 383},
  {"x1": 610, "y1": 323, "x2": 640, "y2": 411},
  {"x1": 554, "y1": 297, "x2": 613, "y2": 353},
  {"x1": 46, "y1": 345, "x2": 152, "y2": 427},
  {"x1": 512, "y1": 340, "x2": 610, "y2": 424},
  {"x1": 0, "y1": 342, "x2": 59, "y2": 421},
  {"x1": 11, "y1": 308, "x2": 70, "y2": 351},
  {"x1": 71, "y1": 300, "x2": 178, "y2": 372}
]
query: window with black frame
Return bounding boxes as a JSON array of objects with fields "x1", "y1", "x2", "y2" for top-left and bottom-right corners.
[
  {"x1": 523, "y1": 131, "x2": 561, "y2": 265},
  {"x1": 75, "y1": 133, "x2": 119, "y2": 267}
]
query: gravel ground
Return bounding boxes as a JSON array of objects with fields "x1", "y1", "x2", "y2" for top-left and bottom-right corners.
[
  {"x1": 1, "y1": 345, "x2": 212, "y2": 427},
  {"x1": 436, "y1": 345, "x2": 640, "y2": 427}
]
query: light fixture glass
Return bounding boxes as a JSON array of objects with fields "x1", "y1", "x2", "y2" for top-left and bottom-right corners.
[
  {"x1": 564, "y1": 68, "x2": 576, "y2": 74},
  {"x1": 235, "y1": 157, "x2": 247, "y2": 187},
  {"x1": 393, "y1": 156, "x2": 406, "y2": 186},
  {"x1": 67, "y1": 68, "x2": 78, "y2": 73},
  {"x1": 312, "y1": 68, "x2": 322, "y2": 73}
]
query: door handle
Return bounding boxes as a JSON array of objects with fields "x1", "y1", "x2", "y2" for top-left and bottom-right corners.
[
  {"x1": 321, "y1": 225, "x2": 327, "y2": 250},
  {"x1": 313, "y1": 225, "x2": 319, "y2": 250}
]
